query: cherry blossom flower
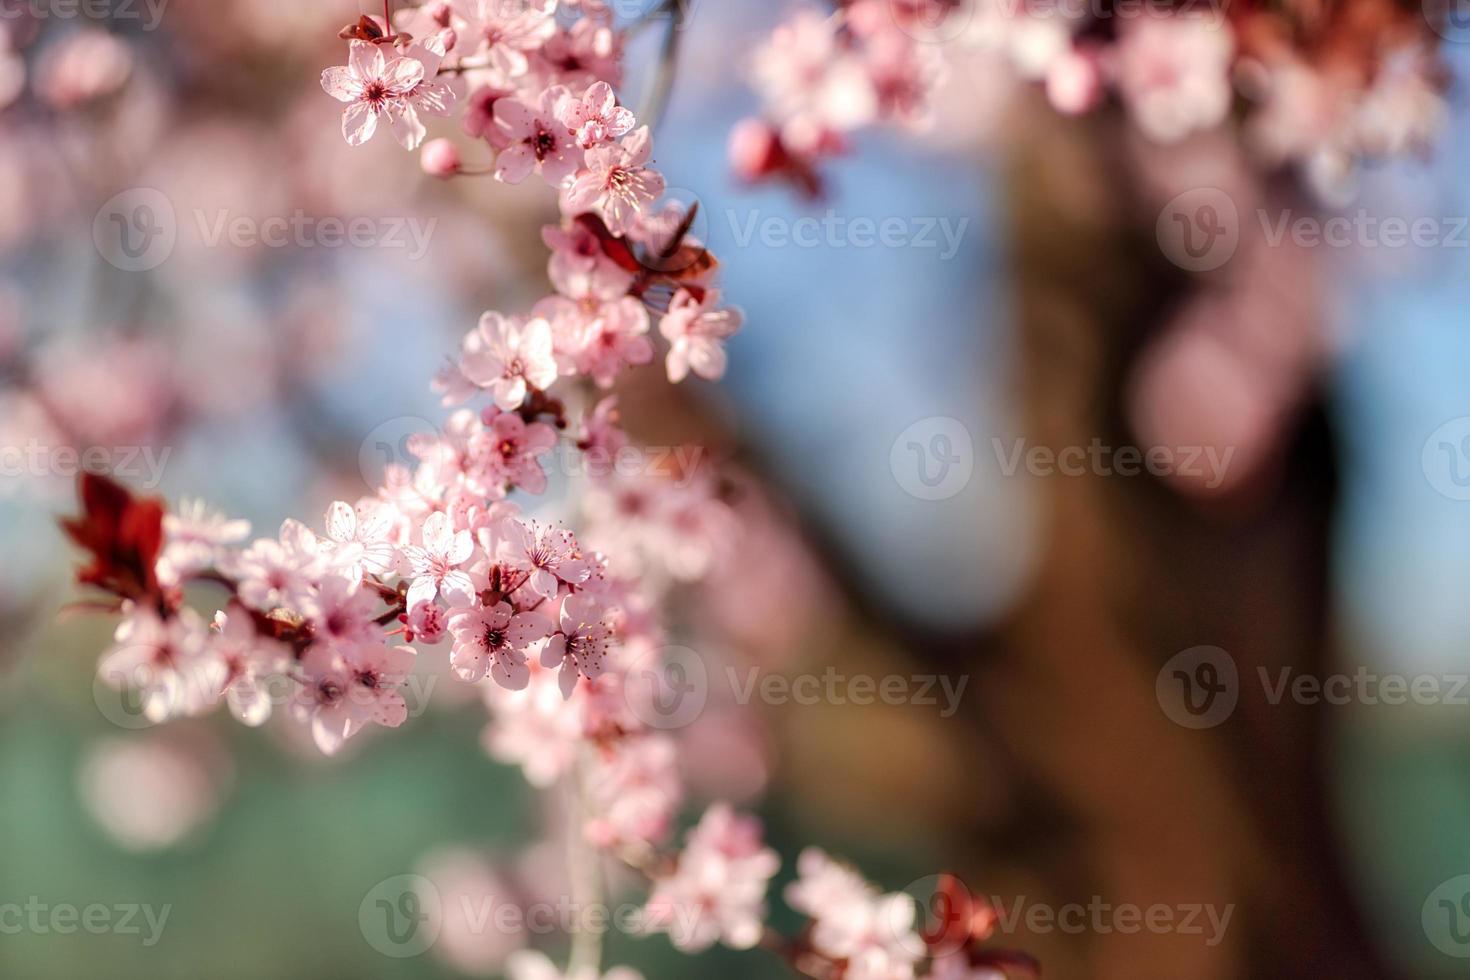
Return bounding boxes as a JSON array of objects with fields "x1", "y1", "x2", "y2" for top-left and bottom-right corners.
[
  {"x1": 583, "y1": 734, "x2": 682, "y2": 848},
  {"x1": 536, "y1": 293, "x2": 648, "y2": 387},
  {"x1": 323, "y1": 499, "x2": 397, "y2": 579},
  {"x1": 465, "y1": 409, "x2": 559, "y2": 496},
  {"x1": 497, "y1": 518, "x2": 590, "y2": 599},
  {"x1": 321, "y1": 40, "x2": 428, "y2": 149},
  {"x1": 302, "y1": 572, "x2": 381, "y2": 646},
  {"x1": 404, "y1": 599, "x2": 448, "y2": 644},
  {"x1": 543, "y1": 220, "x2": 635, "y2": 298},
  {"x1": 461, "y1": 312, "x2": 559, "y2": 410},
  {"x1": 156, "y1": 499, "x2": 250, "y2": 587},
  {"x1": 451, "y1": 0, "x2": 557, "y2": 79},
  {"x1": 446, "y1": 599, "x2": 551, "y2": 687},
  {"x1": 1112, "y1": 14, "x2": 1234, "y2": 144},
  {"x1": 206, "y1": 605, "x2": 288, "y2": 726},
  {"x1": 557, "y1": 80, "x2": 635, "y2": 149},
  {"x1": 659, "y1": 288, "x2": 742, "y2": 383},
  {"x1": 293, "y1": 641, "x2": 415, "y2": 755},
  {"x1": 927, "y1": 955, "x2": 1006, "y2": 980},
  {"x1": 99, "y1": 606, "x2": 214, "y2": 723},
  {"x1": 404, "y1": 511, "x2": 476, "y2": 609},
  {"x1": 493, "y1": 86, "x2": 580, "y2": 184},
  {"x1": 644, "y1": 803, "x2": 780, "y2": 952},
  {"x1": 562, "y1": 126, "x2": 664, "y2": 234},
  {"x1": 232, "y1": 519, "x2": 325, "y2": 612},
  {"x1": 786, "y1": 849, "x2": 924, "y2": 980},
  {"x1": 481, "y1": 660, "x2": 587, "y2": 785},
  {"x1": 540, "y1": 592, "x2": 611, "y2": 698}
]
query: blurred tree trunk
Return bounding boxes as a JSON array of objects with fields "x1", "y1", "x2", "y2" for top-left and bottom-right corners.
[{"x1": 966, "y1": 97, "x2": 1396, "y2": 979}]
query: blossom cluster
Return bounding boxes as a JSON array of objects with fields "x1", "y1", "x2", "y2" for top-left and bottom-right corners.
[
  {"x1": 57, "y1": 2, "x2": 1031, "y2": 977},
  {"x1": 731, "y1": 0, "x2": 1448, "y2": 200}
]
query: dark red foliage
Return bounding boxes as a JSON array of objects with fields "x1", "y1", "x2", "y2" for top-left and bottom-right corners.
[{"x1": 59, "y1": 472, "x2": 165, "y2": 605}]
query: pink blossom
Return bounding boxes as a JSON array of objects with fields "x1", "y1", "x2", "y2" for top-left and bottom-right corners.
[
  {"x1": 405, "y1": 599, "x2": 449, "y2": 644},
  {"x1": 928, "y1": 955, "x2": 1006, "y2": 980},
  {"x1": 461, "y1": 312, "x2": 559, "y2": 410},
  {"x1": 324, "y1": 499, "x2": 397, "y2": 579},
  {"x1": 543, "y1": 220, "x2": 635, "y2": 297},
  {"x1": 232, "y1": 519, "x2": 326, "y2": 612},
  {"x1": 422, "y1": 137, "x2": 463, "y2": 177},
  {"x1": 1112, "y1": 14, "x2": 1234, "y2": 144},
  {"x1": 98, "y1": 606, "x2": 214, "y2": 723},
  {"x1": 451, "y1": 0, "x2": 557, "y2": 79},
  {"x1": 562, "y1": 126, "x2": 664, "y2": 234},
  {"x1": 302, "y1": 572, "x2": 380, "y2": 646},
  {"x1": 465, "y1": 409, "x2": 559, "y2": 495},
  {"x1": 644, "y1": 803, "x2": 780, "y2": 952},
  {"x1": 583, "y1": 734, "x2": 682, "y2": 848},
  {"x1": 539, "y1": 293, "x2": 652, "y2": 387},
  {"x1": 206, "y1": 605, "x2": 289, "y2": 726},
  {"x1": 557, "y1": 81, "x2": 635, "y2": 149},
  {"x1": 321, "y1": 40, "x2": 428, "y2": 149},
  {"x1": 578, "y1": 395, "x2": 628, "y2": 462},
  {"x1": 540, "y1": 592, "x2": 611, "y2": 698},
  {"x1": 493, "y1": 87, "x2": 580, "y2": 184},
  {"x1": 482, "y1": 660, "x2": 586, "y2": 785},
  {"x1": 293, "y1": 641, "x2": 416, "y2": 755},
  {"x1": 445, "y1": 599, "x2": 551, "y2": 687},
  {"x1": 496, "y1": 518, "x2": 590, "y2": 599},
  {"x1": 786, "y1": 849, "x2": 923, "y2": 980},
  {"x1": 156, "y1": 499, "x2": 250, "y2": 587},
  {"x1": 403, "y1": 511, "x2": 476, "y2": 609},
  {"x1": 659, "y1": 288, "x2": 742, "y2": 383}
]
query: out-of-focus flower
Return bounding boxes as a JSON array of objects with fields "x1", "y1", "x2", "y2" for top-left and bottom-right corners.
[{"x1": 78, "y1": 729, "x2": 231, "y2": 852}]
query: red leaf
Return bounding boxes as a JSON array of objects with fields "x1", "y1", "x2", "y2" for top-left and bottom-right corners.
[{"x1": 60, "y1": 472, "x2": 165, "y2": 604}]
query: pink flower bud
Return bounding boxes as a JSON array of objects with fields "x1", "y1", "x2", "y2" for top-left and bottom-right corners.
[
  {"x1": 727, "y1": 118, "x2": 781, "y2": 182},
  {"x1": 1046, "y1": 48, "x2": 1103, "y2": 117},
  {"x1": 421, "y1": 138, "x2": 462, "y2": 178}
]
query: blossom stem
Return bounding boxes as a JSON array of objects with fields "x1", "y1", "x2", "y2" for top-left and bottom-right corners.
[
  {"x1": 565, "y1": 751, "x2": 605, "y2": 975},
  {"x1": 638, "y1": 0, "x2": 687, "y2": 131},
  {"x1": 382, "y1": 0, "x2": 393, "y2": 38}
]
